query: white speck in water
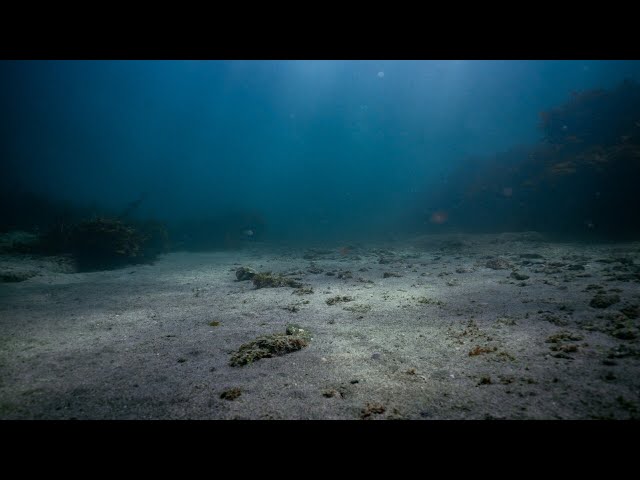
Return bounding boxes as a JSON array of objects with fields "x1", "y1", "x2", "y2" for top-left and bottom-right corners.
[{"x1": 377, "y1": 71, "x2": 385, "y2": 78}]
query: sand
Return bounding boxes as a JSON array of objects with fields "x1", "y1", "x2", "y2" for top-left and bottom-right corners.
[{"x1": 1, "y1": 232, "x2": 639, "y2": 420}]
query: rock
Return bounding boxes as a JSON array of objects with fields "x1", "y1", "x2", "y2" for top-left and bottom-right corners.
[
  {"x1": 229, "y1": 326, "x2": 311, "y2": 367},
  {"x1": 235, "y1": 266, "x2": 256, "y2": 281}
]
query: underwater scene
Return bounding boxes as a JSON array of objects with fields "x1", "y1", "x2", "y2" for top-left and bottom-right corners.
[{"x1": 1, "y1": 60, "x2": 640, "y2": 420}]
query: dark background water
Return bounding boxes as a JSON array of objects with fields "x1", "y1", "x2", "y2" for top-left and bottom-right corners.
[{"x1": 2, "y1": 60, "x2": 640, "y2": 246}]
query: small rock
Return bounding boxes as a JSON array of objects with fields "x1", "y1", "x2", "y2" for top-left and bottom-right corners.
[{"x1": 235, "y1": 266, "x2": 256, "y2": 281}]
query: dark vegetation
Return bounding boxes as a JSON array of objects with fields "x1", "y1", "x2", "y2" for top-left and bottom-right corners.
[{"x1": 417, "y1": 80, "x2": 640, "y2": 239}]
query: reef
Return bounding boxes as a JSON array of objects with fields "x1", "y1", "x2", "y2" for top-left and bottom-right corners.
[{"x1": 414, "y1": 80, "x2": 640, "y2": 239}]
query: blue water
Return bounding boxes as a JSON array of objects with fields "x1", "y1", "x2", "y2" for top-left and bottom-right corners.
[{"x1": 2, "y1": 60, "x2": 640, "y2": 245}]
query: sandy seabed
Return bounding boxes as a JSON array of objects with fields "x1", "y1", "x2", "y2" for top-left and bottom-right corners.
[{"x1": 1, "y1": 232, "x2": 639, "y2": 420}]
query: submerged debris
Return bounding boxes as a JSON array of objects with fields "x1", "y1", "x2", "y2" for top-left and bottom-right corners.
[{"x1": 229, "y1": 324, "x2": 311, "y2": 367}]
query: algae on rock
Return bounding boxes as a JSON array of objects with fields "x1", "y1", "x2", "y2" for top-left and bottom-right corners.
[{"x1": 229, "y1": 324, "x2": 311, "y2": 367}]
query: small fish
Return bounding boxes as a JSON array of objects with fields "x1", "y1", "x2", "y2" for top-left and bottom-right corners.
[{"x1": 242, "y1": 229, "x2": 254, "y2": 237}]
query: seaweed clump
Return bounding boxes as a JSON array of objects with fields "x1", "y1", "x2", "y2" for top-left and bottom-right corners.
[{"x1": 229, "y1": 324, "x2": 311, "y2": 367}]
